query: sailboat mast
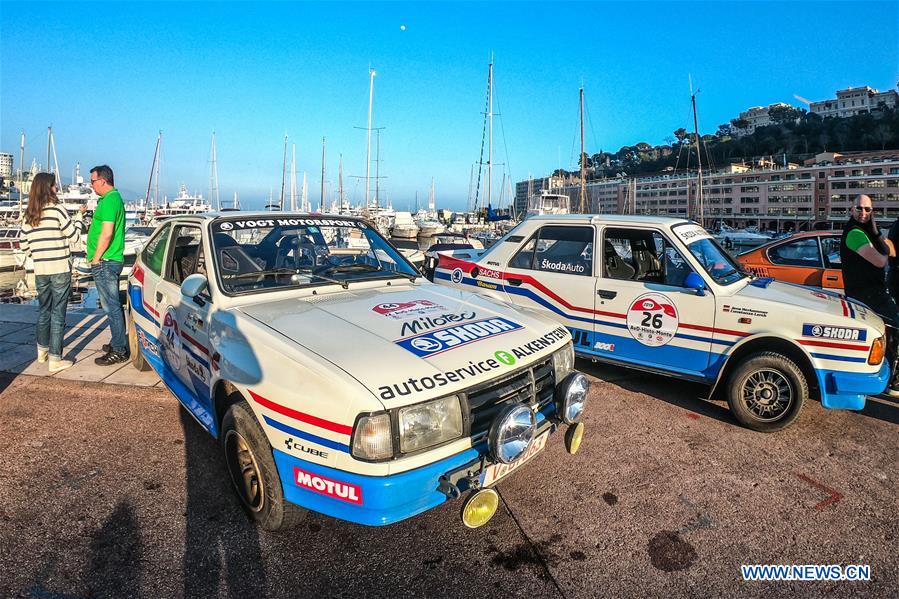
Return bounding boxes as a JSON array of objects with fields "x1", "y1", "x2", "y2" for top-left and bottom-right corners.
[
  {"x1": 374, "y1": 129, "x2": 380, "y2": 210},
  {"x1": 690, "y1": 78, "x2": 704, "y2": 225},
  {"x1": 46, "y1": 126, "x2": 51, "y2": 174},
  {"x1": 301, "y1": 172, "x2": 308, "y2": 212},
  {"x1": 209, "y1": 131, "x2": 220, "y2": 211},
  {"x1": 338, "y1": 154, "x2": 344, "y2": 213},
  {"x1": 49, "y1": 128, "x2": 61, "y2": 189},
  {"x1": 18, "y1": 131, "x2": 25, "y2": 210},
  {"x1": 279, "y1": 133, "x2": 288, "y2": 211},
  {"x1": 579, "y1": 86, "x2": 587, "y2": 213},
  {"x1": 155, "y1": 132, "x2": 162, "y2": 208},
  {"x1": 487, "y1": 59, "x2": 493, "y2": 210},
  {"x1": 320, "y1": 137, "x2": 326, "y2": 212},
  {"x1": 364, "y1": 68, "x2": 376, "y2": 208},
  {"x1": 290, "y1": 144, "x2": 297, "y2": 211},
  {"x1": 145, "y1": 131, "x2": 161, "y2": 208}
]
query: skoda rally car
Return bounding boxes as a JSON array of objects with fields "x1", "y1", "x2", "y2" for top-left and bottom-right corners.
[
  {"x1": 126, "y1": 213, "x2": 588, "y2": 530},
  {"x1": 433, "y1": 214, "x2": 889, "y2": 432}
]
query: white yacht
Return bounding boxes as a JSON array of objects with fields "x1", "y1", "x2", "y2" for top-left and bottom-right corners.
[
  {"x1": 391, "y1": 211, "x2": 419, "y2": 239},
  {"x1": 525, "y1": 190, "x2": 570, "y2": 218},
  {"x1": 148, "y1": 184, "x2": 211, "y2": 218}
]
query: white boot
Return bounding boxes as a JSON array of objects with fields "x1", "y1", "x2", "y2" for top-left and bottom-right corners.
[
  {"x1": 49, "y1": 358, "x2": 74, "y2": 373},
  {"x1": 37, "y1": 345, "x2": 49, "y2": 363}
]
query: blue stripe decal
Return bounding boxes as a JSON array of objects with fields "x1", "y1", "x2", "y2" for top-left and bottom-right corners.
[
  {"x1": 263, "y1": 415, "x2": 351, "y2": 454},
  {"x1": 810, "y1": 352, "x2": 867, "y2": 363},
  {"x1": 182, "y1": 343, "x2": 210, "y2": 370}
]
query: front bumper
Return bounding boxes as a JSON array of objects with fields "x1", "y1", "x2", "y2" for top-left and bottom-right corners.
[
  {"x1": 272, "y1": 407, "x2": 561, "y2": 526},
  {"x1": 817, "y1": 361, "x2": 889, "y2": 411}
]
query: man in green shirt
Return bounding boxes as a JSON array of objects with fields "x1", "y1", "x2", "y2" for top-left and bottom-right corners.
[{"x1": 88, "y1": 165, "x2": 129, "y2": 366}]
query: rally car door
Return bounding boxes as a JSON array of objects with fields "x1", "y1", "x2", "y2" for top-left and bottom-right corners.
[
  {"x1": 594, "y1": 226, "x2": 715, "y2": 378},
  {"x1": 131, "y1": 222, "x2": 173, "y2": 341},
  {"x1": 154, "y1": 222, "x2": 216, "y2": 432},
  {"x1": 502, "y1": 224, "x2": 598, "y2": 353}
]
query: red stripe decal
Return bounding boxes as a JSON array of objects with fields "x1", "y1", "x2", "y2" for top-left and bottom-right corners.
[
  {"x1": 798, "y1": 339, "x2": 869, "y2": 351},
  {"x1": 181, "y1": 331, "x2": 209, "y2": 356},
  {"x1": 249, "y1": 390, "x2": 353, "y2": 436},
  {"x1": 144, "y1": 301, "x2": 159, "y2": 317}
]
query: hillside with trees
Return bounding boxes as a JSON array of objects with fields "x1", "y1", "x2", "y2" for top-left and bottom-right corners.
[{"x1": 562, "y1": 106, "x2": 899, "y2": 181}]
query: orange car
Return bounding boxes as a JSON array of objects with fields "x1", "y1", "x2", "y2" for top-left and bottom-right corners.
[{"x1": 737, "y1": 231, "x2": 843, "y2": 289}]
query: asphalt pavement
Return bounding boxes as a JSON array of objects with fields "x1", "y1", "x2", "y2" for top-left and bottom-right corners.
[{"x1": 0, "y1": 359, "x2": 896, "y2": 598}]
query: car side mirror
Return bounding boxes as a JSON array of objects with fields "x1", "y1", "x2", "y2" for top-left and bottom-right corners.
[
  {"x1": 683, "y1": 272, "x2": 706, "y2": 296},
  {"x1": 181, "y1": 273, "x2": 209, "y2": 306}
]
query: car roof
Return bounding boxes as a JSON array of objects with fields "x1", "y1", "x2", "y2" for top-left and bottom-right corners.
[{"x1": 525, "y1": 213, "x2": 692, "y2": 227}]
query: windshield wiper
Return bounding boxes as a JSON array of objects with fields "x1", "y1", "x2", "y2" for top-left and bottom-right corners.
[
  {"x1": 224, "y1": 268, "x2": 299, "y2": 280},
  {"x1": 714, "y1": 268, "x2": 740, "y2": 281}
]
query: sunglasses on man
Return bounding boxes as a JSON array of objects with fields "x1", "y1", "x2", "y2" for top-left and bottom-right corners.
[{"x1": 855, "y1": 206, "x2": 872, "y2": 212}]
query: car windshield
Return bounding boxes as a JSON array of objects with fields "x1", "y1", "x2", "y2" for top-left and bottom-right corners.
[
  {"x1": 672, "y1": 222, "x2": 746, "y2": 285},
  {"x1": 211, "y1": 216, "x2": 419, "y2": 294}
]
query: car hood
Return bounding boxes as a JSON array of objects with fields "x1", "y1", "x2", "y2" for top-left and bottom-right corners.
[
  {"x1": 237, "y1": 284, "x2": 569, "y2": 408},
  {"x1": 733, "y1": 280, "x2": 885, "y2": 332}
]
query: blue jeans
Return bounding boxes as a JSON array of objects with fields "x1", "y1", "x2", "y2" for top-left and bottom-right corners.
[
  {"x1": 92, "y1": 260, "x2": 127, "y2": 354},
  {"x1": 35, "y1": 272, "x2": 72, "y2": 359}
]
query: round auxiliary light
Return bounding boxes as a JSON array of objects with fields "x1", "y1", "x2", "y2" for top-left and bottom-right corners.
[
  {"x1": 461, "y1": 488, "x2": 500, "y2": 528},
  {"x1": 558, "y1": 372, "x2": 589, "y2": 424},
  {"x1": 488, "y1": 404, "x2": 537, "y2": 464},
  {"x1": 565, "y1": 422, "x2": 585, "y2": 455}
]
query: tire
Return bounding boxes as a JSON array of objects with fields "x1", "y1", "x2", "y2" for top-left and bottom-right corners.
[
  {"x1": 221, "y1": 399, "x2": 306, "y2": 531},
  {"x1": 726, "y1": 352, "x2": 807, "y2": 432},
  {"x1": 127, "y1": 303, "x2": 152, "y2": 371}
]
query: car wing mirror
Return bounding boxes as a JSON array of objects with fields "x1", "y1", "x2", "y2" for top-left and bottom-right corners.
[
  {"x1": 181, "y1": 273, "x2": 209, "y2": 306},
  {"x1": 684, "y1": 272, "x2": 706, "y2": 296}
]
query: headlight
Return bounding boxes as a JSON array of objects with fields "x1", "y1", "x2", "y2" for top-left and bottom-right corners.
[
  {"x1": 488, "y1": 404, "x2": 537, "y2": 464},
  {"x1": 869, "y1": 336, "x2": 885, "y2": 365},
  {"x1": 552, "y1": 341, "x2": 575, "y2": 382},
  {"x1": 557, "y1": 372, "x2": 588, "y2": 424},
  {"x1": 351, "y1": 413, "x2": 393, "y2": 460},
  {"x1": 398, "y1": 395, "x2": 463, "y2": 453}
]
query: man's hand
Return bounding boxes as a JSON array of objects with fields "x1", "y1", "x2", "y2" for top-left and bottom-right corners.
[
  {"x1": 885, "y1": 238, "x2": 896, "y2": 258},
  {"x1": 78, "y1": 204, "x2": 87, "y2": 214}
]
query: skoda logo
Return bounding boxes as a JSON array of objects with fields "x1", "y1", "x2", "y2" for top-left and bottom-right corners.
[
  {"x1": 811, "y1": 325, "x2": 824, "y2": 337},
  {"x1": 411, "y1": 337, "x2": 443, "y2": 353},
  {"x1": 451, "y1": 268, "x2": 464, "y2": 284},
  {"x1": 219, "y1": 222, "x2": 233, "y2": 231}
]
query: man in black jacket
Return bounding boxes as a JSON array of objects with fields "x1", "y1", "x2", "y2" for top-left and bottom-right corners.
[{"x1": 840, "y1": 194, "x2": 899, "y2": 396}]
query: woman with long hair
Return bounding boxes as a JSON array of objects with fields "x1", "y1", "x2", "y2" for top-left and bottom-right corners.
[{"x1": 20, "y1": 172, "x2": 84, "y2": 372}]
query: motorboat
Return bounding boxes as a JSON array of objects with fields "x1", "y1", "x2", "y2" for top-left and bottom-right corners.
[
  {"x1": 525, "y1": 190, "x2": 570, "y2": 218},
  {"x1": 391, "y1": 211, "x2": 419, "y2": 239}
]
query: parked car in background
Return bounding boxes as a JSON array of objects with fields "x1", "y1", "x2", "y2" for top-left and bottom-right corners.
[
  {"x1": 127, "y1": 213, "x2": 588, "y2": 531},
  {"x1": 433, "y1": 215, "x2": 888, "y2": 433},
  {"x1": 737, "y1": 231, "x2": 843, "y2": 290}
]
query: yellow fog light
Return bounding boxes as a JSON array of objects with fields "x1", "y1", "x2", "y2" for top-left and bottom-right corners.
[
  {"x1": 565, "y1": 422, "x2": 585, "y2": 454},
  {"x1": 869, "y1": 336, "x2": 885, "y2": 365},
  {"x1": 461, "y1": 489, "x2": 499, "y2": 528}
]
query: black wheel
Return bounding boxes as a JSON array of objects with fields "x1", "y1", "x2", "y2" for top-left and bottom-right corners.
[
  {"x1": 726, "y1": 352, "x2": 807, "y2": 432},
  {"x1": 127, "y1": 303, "x2": 151, "y2": 371},
  {"x1": 221, "y1": 399, "x2": 306, "y2": 531}
]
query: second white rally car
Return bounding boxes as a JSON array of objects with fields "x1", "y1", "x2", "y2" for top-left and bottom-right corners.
[
  {"x1": 434, "y1": 214, "x2": 889, "y2": 432},
  {"x1": 126, "y1": 213, "x2": 588, "y2": 530}
]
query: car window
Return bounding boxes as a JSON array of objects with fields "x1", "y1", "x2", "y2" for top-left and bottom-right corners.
[
  {"x1": 768, "y1": 238, "x2": 823, "y2": 268},
  {"x1": 166, "y1": 225, "x2": 205, "y2": 286},
  {"x1": 604, "y1": 227, "x2": 692, "y2": 286},
  {"x1": 821, "y1": 236, "x2": 841, "y2": 268},
  {"x1": 508, "y1": 226, "x2": 593, "y2": 276},
  {"x1": 142, "y1": 223, "x2": 172, "y2": 276}
]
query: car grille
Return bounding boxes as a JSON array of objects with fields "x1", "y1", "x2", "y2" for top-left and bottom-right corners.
[{"x1": 465, "y1": 357, "x2": 555, "y2": 442}]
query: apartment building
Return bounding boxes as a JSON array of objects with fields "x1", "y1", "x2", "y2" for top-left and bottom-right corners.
[
  {"x1": 810, "y1": 86, "x2": 899, "y2": 119},
  {"x1": 0, "y1": 153, "x2": 12, "y2": 179},
  {"x1": 526, "y1": 151, "x2": 899, "y2": 232}
]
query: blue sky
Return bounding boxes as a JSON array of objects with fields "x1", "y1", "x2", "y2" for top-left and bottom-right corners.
[{"x1": 2, "y1": 1, "x2": 897, "y2": 211}]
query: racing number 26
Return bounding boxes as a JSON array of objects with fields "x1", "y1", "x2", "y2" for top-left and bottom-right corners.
[{"x1": 641, "y1": 312, "x2": 662, "y2": 328}]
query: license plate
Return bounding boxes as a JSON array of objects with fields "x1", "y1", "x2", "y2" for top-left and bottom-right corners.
[{"x1": 480, "y1": 431, "x2": 549, "y2": 487}]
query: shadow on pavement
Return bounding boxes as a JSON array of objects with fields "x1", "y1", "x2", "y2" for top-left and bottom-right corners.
[
  {"x1": 86, "y1": 499, "x2": 143, "y2": 598},
  {"x1": 576, "y1": 357, "x2": 739, "y2": 426},
  {"x1": 180, "y1": 408, "x2": 268, "y2": 598}
]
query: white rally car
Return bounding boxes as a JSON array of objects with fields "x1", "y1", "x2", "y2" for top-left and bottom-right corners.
[
  {"x1": 126, "y1": 213, "x2": 588, "y2": 530},
  {"x1": 434, "y1": 214, "x2": 889, "y2": 432}
]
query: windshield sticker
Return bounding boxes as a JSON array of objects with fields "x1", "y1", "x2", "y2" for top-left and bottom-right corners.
[
  {"x1": 674, "y1": 224, "x2": 712, "y2": 245},
  {"x1": 399, "y1": 311, "x2": 478, "y2": 337},
  {"x1": 377, "y1": 326, "x2": 567, "y2": 400},
  {"x1": 214, "y1": 218, "x2": 361, "y2": 232},
  {"x1": 396, "y1": 317, "x2": 523, "y2": 358},
  {"x1": 802, "y1": 324, "x2": 867, "y2": 342},
  {"x1": 627, "y1": 293, "x2": 679, "y2": 347},
  {"x1": 373, "y1": 299, "x2": 445, "y2": 319}
]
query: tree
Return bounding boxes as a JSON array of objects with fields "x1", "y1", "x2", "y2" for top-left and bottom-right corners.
[
  {"x1": 674, "y1": 128, "x2": 688, "y2": 144},
  {"x1": 768, "y1": 104, "x2": 804, "y2": 126},
  {"x1": 717, "y1": 123, "x2": 733, "y2": 138}
]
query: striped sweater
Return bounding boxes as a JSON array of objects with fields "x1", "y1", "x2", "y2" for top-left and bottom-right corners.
[{"x1": 20, "y1": 204, "x2": 85, "y2": 276}]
